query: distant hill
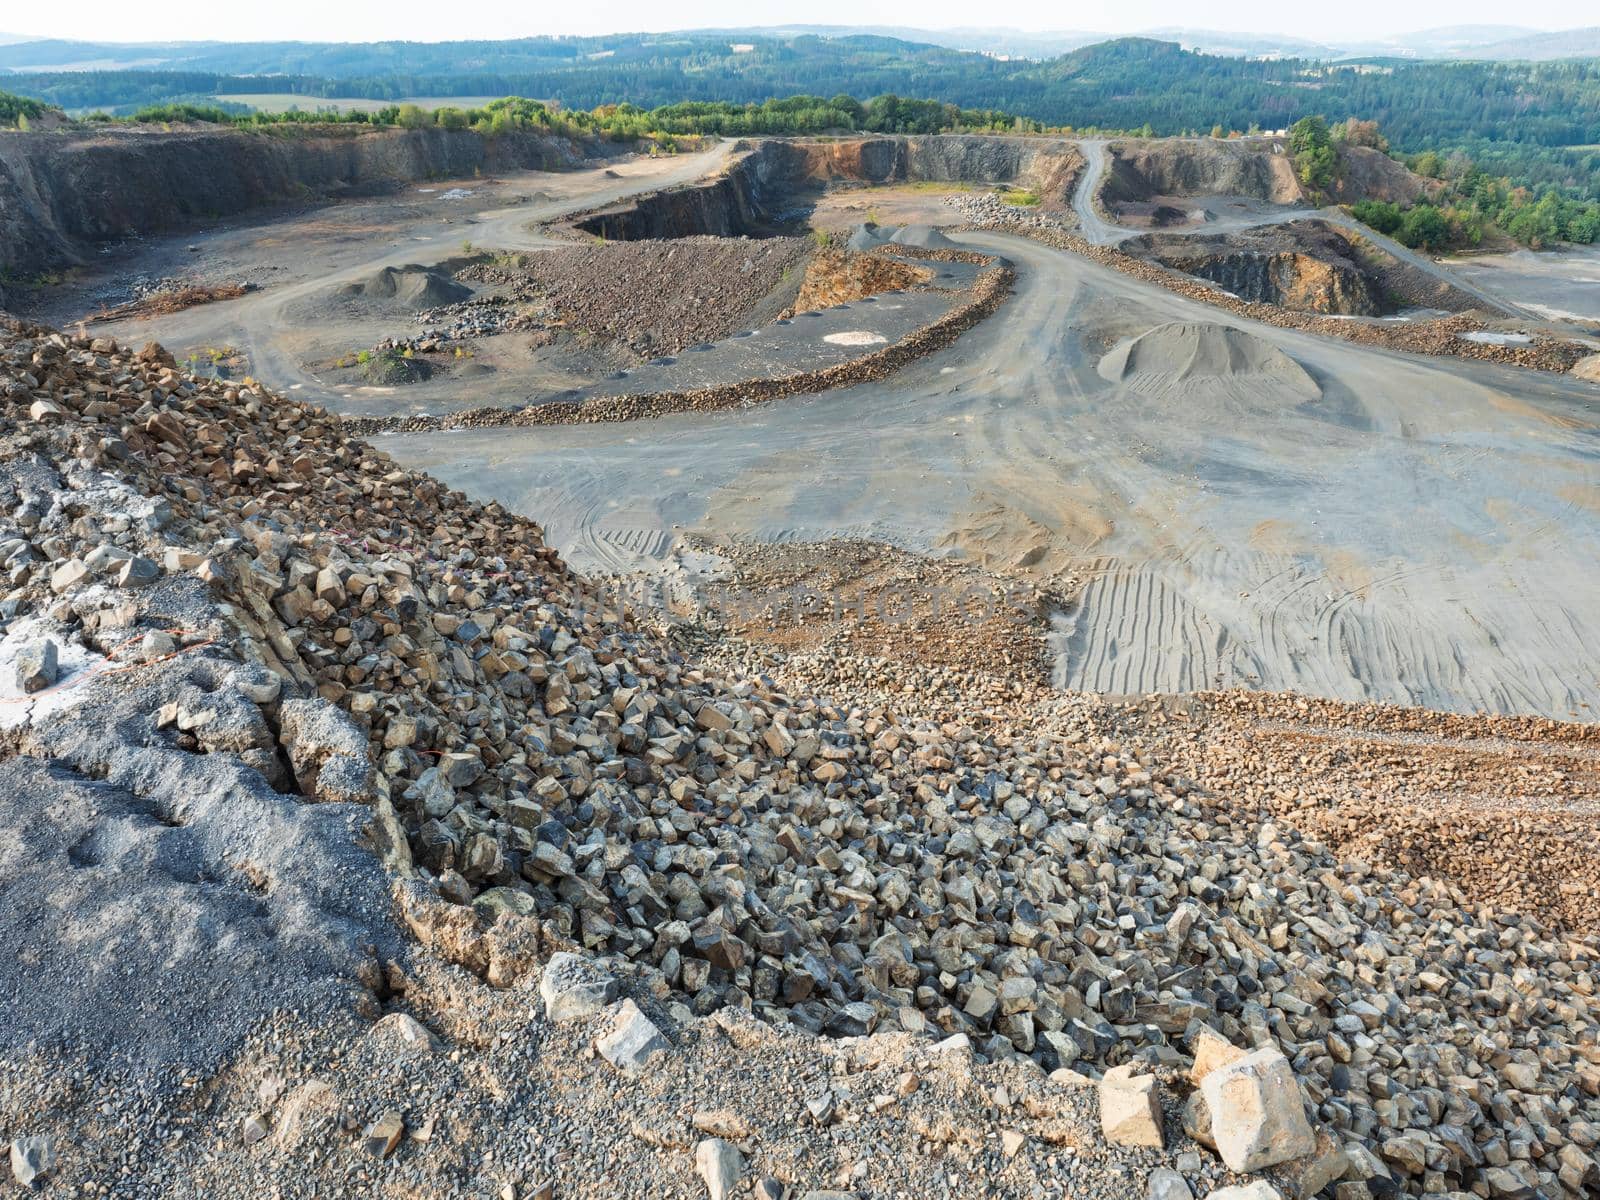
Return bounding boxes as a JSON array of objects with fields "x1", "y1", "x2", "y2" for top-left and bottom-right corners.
[
  {"x1": 3, "y1": 24, "x2": 1599, "y2": 76},
  {"x1": 1448, "y1": 26, "x2": 1600, "y2": 60}
]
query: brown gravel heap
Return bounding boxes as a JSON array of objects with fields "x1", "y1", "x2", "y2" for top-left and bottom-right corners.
[
  {"x1": 493, "y1": 236, "x2": 810, "y2": 356},
  {"x1": 2, "y1": 320, "x2": 1599, "y2": 1200},
  {"x1": 788, "y1": 250, "x2": 933, "y2": 315}
]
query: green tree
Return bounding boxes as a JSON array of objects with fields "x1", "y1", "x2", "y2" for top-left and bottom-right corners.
[
  {"x1": 1289, "y1": 115, "x2": 1338, "y2": 192},
  {"x1": 1398, "y1": 204, "x2": 1449, "y2": 250}
]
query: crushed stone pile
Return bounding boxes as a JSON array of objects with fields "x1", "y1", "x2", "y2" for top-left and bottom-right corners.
[
  {"x1": 788, "y1": 249, "x2": 933, "y2": 315},
  {"x1": 845, "y1": 223, "x2": 959, "y2": 253},
  {"x1": 504, "y1": 236, "x2": 810, "y2": 356},
  {"x1": 1, "y1": 319, "x2": 1598, "y2": 1200},
  {"x1": 1098, "y1": 323, "x2": 1323, "y2": 401},
  {"x1": 340, "y1": 264, "x2": 473, "y2": 309}
]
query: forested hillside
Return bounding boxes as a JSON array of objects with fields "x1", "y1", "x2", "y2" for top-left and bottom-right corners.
[{"x1": 5, "y1": 35, "x2": 1598, "y2": 202}]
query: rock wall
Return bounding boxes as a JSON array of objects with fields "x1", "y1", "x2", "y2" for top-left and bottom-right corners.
[
  {"x1": 575, "y1": 136, "x2": 1085, "y2": 241},
  {"x1": 0, "y1": 124, "x2": 597, "y2": 279},
  {"x1": 777, "y1": 135, "x2": 1084, "y2": 199},
  {"x1": 1123, "y1": 220, "x2": 1479, "y2": 317},
  {"x1": 1101, "y1": 138, "x2": 1304, "y2": 206},
  {"x1": 1154, "y1": 250, "x2": 1382, "y2": 315}
]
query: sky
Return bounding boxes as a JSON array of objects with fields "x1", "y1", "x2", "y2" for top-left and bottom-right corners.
[{"x1": 0, "y1": 2, "x2": 1591, "y2": 45}]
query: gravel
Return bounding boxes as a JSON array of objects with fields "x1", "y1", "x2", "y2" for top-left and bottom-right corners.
[{"x1": 0, "y1": 318, "x2": 1597, "y2": 1200}]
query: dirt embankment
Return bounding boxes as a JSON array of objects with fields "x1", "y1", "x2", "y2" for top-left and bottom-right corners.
[
  {"x1": 788, "y1": 248, "x2": 933, "y2": 313},
  {"x1": 1122, "y1": 219, "x2": 1478, "y2": 316},
  {"x1": 497, "y1": 237, "x2": 811, "y2": 355},
  {"x1": 0, "y1": 123, "x2": 599, "y2": 281},
  {"x1": 1330, "y1": 143, "x2": 1441, "y2": 205}
]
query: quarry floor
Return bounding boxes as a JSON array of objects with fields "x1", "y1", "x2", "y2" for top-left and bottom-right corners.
[
  {"x1": 391, "y1": 226, "x2": 1600, "y2": 719},
  {"x1": 39, "y1": 144, "x2": 1600, "y2": 721}
]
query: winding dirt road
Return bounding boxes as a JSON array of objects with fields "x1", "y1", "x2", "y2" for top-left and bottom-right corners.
[
  {"x1": 90, "y1": 144, "x2": 733, "y2": 406},
  {"x1": 390, "y1": 226, "x2": 1600, "y2": 719}
]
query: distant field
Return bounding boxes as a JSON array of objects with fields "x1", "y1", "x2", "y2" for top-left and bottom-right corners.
[{"x1": 218, "y1": 94, "x2": 505, "y2": 115}]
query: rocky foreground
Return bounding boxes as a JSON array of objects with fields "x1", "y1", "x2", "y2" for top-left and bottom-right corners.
[{"x1": 0, "y1": 319, "x2": 1597, "y2": 1199}]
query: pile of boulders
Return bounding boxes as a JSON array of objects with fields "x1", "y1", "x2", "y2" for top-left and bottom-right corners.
[
  {"x1": 2, "y1": 319, "x2": 1598, "y2": 1199},
  {"x1": 947, "y1": 192, "x2": 1075, "y2": 236},
  {"x1": 411, "y1": 295, "x2": 552, "y2": 343}
]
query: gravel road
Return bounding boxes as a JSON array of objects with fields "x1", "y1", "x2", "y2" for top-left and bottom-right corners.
[{"x1": 389, "y1": 227, "x2": 1600, "y2": 719}]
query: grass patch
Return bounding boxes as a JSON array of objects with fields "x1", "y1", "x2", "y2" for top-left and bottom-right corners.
[{"x1": 998, "y1": 187, "x2": 1041, "y2": 207}]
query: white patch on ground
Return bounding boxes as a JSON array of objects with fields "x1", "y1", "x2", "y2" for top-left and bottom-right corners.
[
  {"x1": 823, "y1": 331, "x2": 889, "y2": 347},
  {"x1": 0, "y1": 619, "x2": 105, "y2": 732},
  {"x1": 1520, "y1": 303, "x2": 1595, "y2": 323},
  {"x1": 1458, "y1": 330, "x2": 1534, "y2": 345},
  {"x1": 439, "y1": 188, "x2": 476, "y2": 201}
]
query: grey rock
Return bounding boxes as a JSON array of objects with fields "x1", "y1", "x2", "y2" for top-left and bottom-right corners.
[
  {"x1": 14, "y1": 638, "x2": 57, "y2": 694},
  {"x1": 695, "y1": 1138, "x2": 744, "y2": 1200},
  {"x1": 539, "y1": 951, "x2": 620, "y2": 1022},
  {"x1": 595, "y1": 999, "x2": 669, "y2": 1074},
  {"x1": 1147, "y1": 1168, "x2": 1193, "y2": 1200},
  {"x1": 9, "y1": 1137, "x2": 54, "y2": 1189}
]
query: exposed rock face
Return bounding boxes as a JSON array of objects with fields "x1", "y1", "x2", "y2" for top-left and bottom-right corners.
[
  {"x1": 0, "y1": 124, "x2": 596, "y2": 282},
  {"x1": 1101, "y1": 139, "x2": 1304, "y2": 207},
  {"x1": 576, "y1": 136, "x2": 1084, "y2": 241},
  {"x1": 1123, "y1": 222, "x2": 1386, "y2": 316},
  {"x1": 1171, "y1": 250, "x2": 1380, "y2": 315}
]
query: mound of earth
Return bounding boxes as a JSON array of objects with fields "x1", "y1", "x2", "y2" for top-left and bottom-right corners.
[
  {"x1": 846, "y1": 223, "x2": 957, "y2": 252},
  {"x1": 340, "y1": 264, "x2": 472, "y2": 308},
  {"x1": 491, "y1": 236, "x2": 810, "y2": 356},
  {"x1": 1098, "y1": 321, "x2": 1321, "y2": 401},
  {"x1": 890, "y1": 223, "x2": 956, "y2": 249},
  {"x1": 846, "y1": 222, "x2": 892, "y2": 251},
  {"x1": 1329, "y1": 144, "x2": 1441, "y2": 206},
  {"x1": 1572, "y1": 352, "x2": 1600, "y2": 383},
  {"x1": 788, "y1": 248, "x2": 932, "y2": 313},
  {"x1": 362, "y1": 350, "x2": 433, "y2": 385}
]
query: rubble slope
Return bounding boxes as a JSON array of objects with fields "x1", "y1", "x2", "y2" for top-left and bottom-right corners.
[{"x1": 0, "y1": 319, "x2": 1597, "y2": 1200}]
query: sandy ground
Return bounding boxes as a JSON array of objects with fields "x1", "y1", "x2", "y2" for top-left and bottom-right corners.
[
  {"x1": 36, "y1": 137, "x2": 1600, "y2": 721},
  {"x1": 47, "y1": 146, "x2": 735, "y2": 413},
  {"x1": 389, "y1": 227, "x2": 1600, "y2": 720},
  {"x1": 1443, "y1": 245, "x2": 1600, "y2": 326}
]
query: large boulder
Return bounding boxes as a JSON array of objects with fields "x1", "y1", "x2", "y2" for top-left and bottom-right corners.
[
  {"x1": 1099, "y1": 1063, "x2": 1165, "y2": 1148},
  {"x1": 1200, "y1": 1047, "x2": 1315, "y2": 1172},
  {"x1": 539, "y1": 951, "x2": 620, "y2": 1022}
]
